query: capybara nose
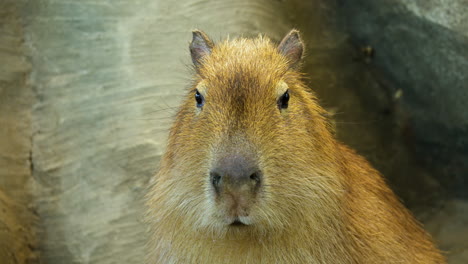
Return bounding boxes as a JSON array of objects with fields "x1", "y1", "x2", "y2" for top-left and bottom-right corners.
[{"x1": 210, "y1": 154, "x2": 262, "y2": 193}]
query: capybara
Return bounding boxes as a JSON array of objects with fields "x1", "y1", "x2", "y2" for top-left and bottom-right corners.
[{"x1": 146, "y1": 29, "x2": 445, "y2": 263}]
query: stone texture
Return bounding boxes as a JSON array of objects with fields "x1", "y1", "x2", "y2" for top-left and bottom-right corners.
[
  {"x1": 337, "y1": 0, "x2": 468, "y2": 197},
  {"x1": 0, "y1": 1, "x2": 38, "y2": 263},
  {"x1": 425, "y1": 200, "x2": 468, "y2": 264}
]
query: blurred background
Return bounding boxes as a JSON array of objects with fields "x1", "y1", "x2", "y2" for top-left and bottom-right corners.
[{"x1": 0, "y1": 0, "x2": 467, "y2": 263}]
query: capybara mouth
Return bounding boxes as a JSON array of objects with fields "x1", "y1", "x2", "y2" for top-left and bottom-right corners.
[{"x1": 230, "y1": 219, "x2": 247, "y2": 227}]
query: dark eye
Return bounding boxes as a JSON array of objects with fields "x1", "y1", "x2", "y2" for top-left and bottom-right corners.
[
  {"x1": 278, "y1": 90, "x2": 289, "y2": 110},
  {"x1": 195, "y1": 89, "x2": 204, "y2": 108}
]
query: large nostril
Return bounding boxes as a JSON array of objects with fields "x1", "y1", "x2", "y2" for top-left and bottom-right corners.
[
  {"x1": 249, "y1": 171, "x2": 261, "y2": 183},
  {"x1": 210, "y1": 171, "x2": 222, "y2": 192}
]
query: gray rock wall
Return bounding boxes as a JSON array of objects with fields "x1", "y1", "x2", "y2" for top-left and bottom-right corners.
[{"x1": 337, "y1": 0, "x2": 468, "y2": 197}]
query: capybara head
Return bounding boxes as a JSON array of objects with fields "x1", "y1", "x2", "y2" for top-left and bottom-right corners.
[{"x1": 148, "y1": 30, "x2": 341, "y2": 241}]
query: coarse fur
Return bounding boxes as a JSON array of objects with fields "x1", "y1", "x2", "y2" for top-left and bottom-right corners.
[{"x1": 145, "y1": 30, "x2": 445, "y2": 263}]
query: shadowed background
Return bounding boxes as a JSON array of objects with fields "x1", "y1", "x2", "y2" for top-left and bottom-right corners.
[{"x1": 0, "y1": 0, "x2": 467, "y2": 263}]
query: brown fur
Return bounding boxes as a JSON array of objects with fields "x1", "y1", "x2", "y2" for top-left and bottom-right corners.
[{"x1": 146, "y1": 31, "x2": 445, "y2": 263}]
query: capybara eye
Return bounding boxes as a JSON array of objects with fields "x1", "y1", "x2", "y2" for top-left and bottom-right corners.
[
  {"x1": 278, "y1": 90, "x2": 289, "y2": 110},
  {"x1": 195, "y1": 89, "x2": 204, "y2": 108}
]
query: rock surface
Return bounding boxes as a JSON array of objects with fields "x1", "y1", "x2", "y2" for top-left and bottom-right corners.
[
  {"x1": 337, "y1": 0, "x2": 468, "y2": 197},
  {"x1": 0, "y1": 1, "x2": 37, "y2": 263}
]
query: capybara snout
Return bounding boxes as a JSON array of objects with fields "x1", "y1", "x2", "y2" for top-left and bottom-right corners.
[{"x1": 210, "y1": 153, "x2": 262, "y2": 194}]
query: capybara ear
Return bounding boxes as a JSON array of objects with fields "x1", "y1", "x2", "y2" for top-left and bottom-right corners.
[
  {"x1": 278, "y1": 29, "x2": 304, "y2": 68},
  {"x1": 190, "y1": 30, "x2": 214, "y2": 68}
]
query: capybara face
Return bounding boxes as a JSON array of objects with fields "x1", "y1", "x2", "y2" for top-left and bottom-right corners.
[{"x1": 150, "y1": 30, "x2": 338, "y2": 239}]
